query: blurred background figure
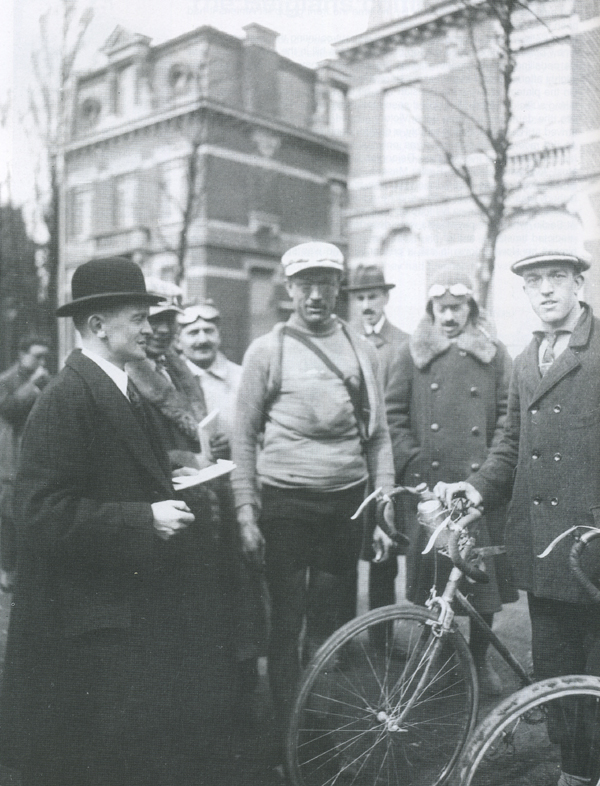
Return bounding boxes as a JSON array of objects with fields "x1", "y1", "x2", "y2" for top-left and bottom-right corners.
[
  {"x1": 0, "y1": 336, "x2": 50, "y2": 593},
  {"x1": 346, "y1": 265, "x2": 409, "y2": 633}
]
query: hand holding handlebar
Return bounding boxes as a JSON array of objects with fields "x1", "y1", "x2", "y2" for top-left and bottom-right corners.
[{"x1": 434, "y1": 481, "x2": 483, "y2": 510}]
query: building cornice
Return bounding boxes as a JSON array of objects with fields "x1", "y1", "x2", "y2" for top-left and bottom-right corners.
[
  {"x1": 61, "y1": 96, "x2": 348, "y2": 157},
  {"x1": 335, "y1": 0, "x2": 492, "y2": 61}
]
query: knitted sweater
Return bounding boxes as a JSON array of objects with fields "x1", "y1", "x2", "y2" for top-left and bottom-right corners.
[{"x1": 231, "y1": 315, "x2": 395, "y2": 510}]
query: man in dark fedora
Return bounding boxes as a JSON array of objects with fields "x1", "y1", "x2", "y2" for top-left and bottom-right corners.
[
  {"x1": 345, "y1": 265, "x2": 409, "y2": 622},
  {"x1": 0, "y1": 257, "x2": 235, "y2": 786}
]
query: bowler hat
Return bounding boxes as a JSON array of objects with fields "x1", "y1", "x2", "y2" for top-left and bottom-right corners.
[
  {"x1": 281, "y1": 242, "x2": 344, "y2": 278},
  {"x1": 344, "y1": 265, "x2": 395, "y2": 292},
  {"x1": 511, "y1": 251, "x2": 591, "y2": 276},
  {"x1": 56, "y1": 257, "x2": 164, "y2": 317}
]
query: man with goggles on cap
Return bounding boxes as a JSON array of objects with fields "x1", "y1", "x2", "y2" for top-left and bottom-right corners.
[
  {"x1": 177, "y1": 300, "x2": 266, "y2": 724},
  {"x1": 436, "y1": 251, "x2": 599, "y2": 786},
  {"x1": 231, "y1": 242, "x2": 395, "y2": 760},
  {"x1": 386, "y1": 265, "x2": 516, "y2": 695}
]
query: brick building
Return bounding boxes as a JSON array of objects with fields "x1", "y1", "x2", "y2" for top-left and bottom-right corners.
[
  {"x1": 336, "y1": 0, "x2": 600, "y2": 354},
  {"x1": 59, "y1": 23, "x2": 349, "y2": 362}
]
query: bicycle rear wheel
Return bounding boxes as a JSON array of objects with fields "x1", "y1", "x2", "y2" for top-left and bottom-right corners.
[
  {"x1": 287, "y1": 604, "x2": 478, "y2": 786},
  {"x1": 454, "y1": 674, "x2": 600, "y2": 786}
]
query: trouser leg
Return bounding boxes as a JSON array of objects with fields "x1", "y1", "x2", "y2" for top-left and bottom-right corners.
[
  {"x1": 528, "y1": 594, "x2": 600, "y2": 778},
  {"x1": 469, "y1": 612, "x2": 494, "y2": 667},
  {"x1": 266, "y1": 564, "x2": 306, "y2": 729}
]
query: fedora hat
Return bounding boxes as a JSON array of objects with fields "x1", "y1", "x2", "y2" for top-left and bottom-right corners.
[
  {"x1": 344, "y1": 265, "x2": 395, "y2": 292},
  {"x1": 56, "y1": 257, "x2": 165, "y2": 317}
]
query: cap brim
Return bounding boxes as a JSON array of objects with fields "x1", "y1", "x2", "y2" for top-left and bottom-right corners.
[
  {"x1": 285, "y1": 260, "x2": 344, "y2": 277},
  {"x1": 343, "y1": 283, "x2": 395, "y2": 291},
  {"x1": 511, "y1": 253, "x2": 590, "y2": 276},
  {"x1": 56, "y1": 292, "x2": 165, "y2": 317},
  {"x1": 149, "y1": 305, "x2": 183, "y2": 318}
]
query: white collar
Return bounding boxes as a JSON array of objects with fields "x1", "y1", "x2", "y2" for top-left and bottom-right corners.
[
  {"x1": 365, "y1": 315, "x2": 386, "y2": 335},
  {"x1": 185, "y1": 353, "x2": 227, "y2": 381},
  {"x1": 81, "y1": 347, "x2": 129, "y2": 398}
]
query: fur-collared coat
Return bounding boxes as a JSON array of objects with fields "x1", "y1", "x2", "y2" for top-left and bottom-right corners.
[
  {"x1": 386, "y1": 315, "x2": 518, "y2": 610},
  {"x1": 126, "y1": 349, "x2": 206, "y2": 464}
]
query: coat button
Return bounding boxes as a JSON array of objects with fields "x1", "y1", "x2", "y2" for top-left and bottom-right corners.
[
  {"x1": 470, "y1": 386, "x2": 478, "y2": 396},
  {"x1": 431, "y1": 460, "x2": 440, "y2": 469},
  {"x1": 533, "y1": 497, "x2": 541, "y2": 505},
  {"x1": 553, "y1": 404, "x2": 562, "y2": 413},
  {"x1": 471, "y1": 426, "x2": 480, "y2": 436},
  {"x1": 531, "y1": 408, "x2": 538, "y2": 415},
  {"x1": 550, "y1": 498, "x2": 559, "y2": 506},
  {"x1": 532, "y1": 451, "x2": 540, "y2": 460},
  {"x1": 470, "y1": 462, "x2": 480, "y2": 471},
  {"x1": 554, "y1": 453, "x2": 562, "y2": 462},
  {"x1": 459, "y1": 350, "x2": 467, "y2": 357},
  {"x1": 431, "y1": 423, "x2": 440, "y2": 432},
  {"x1": 430, "y1": 382, "x2": 439, "y2": 391}
]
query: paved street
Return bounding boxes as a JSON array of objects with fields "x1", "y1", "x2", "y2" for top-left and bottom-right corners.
[{"x1": 0, "y1": 558, "x2": 533, "y2": 785}]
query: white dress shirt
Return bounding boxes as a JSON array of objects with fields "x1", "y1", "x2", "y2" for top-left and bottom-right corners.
[{"x1": 81, "y1": 347, "x2": 129, "y2": 398}]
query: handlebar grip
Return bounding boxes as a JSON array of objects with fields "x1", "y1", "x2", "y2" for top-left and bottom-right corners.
[
  {"x1": 569, "y1": 532, "x2": 600, "y2": 604},
  {"x1": 447, "y1": 529, "x2": 490, "y2": 584}
]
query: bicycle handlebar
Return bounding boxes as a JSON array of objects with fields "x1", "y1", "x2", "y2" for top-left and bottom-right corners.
[
  {"x1": 569, "y1": 529, "x2": 600, "y2": 604},
  {"x1": 446, "y1": 508, "x2": 490, "y2": 584}
]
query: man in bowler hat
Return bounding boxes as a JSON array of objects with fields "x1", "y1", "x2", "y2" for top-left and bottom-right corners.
[{"x1": 0, "y1": 257, "x2": 234, "y2": 785}]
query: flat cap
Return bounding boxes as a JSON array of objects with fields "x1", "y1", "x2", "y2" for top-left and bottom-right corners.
[
  {"x1": 511, "y1": 251, "x2": 591, "y2": 276},
  {"x1": 281, "y1": 242, "x2": 344, "y2": 278}
]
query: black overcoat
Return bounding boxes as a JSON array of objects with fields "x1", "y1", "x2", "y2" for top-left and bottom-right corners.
[
  {"x1": 470, "y1": 304, "x2": 600, "y2": 603},
  {"x1": 386, "y1": 316, "x2": 517, "y2": 610},
  {"x1": 0, "y1": 350, "x2": 236, "y2": 776}
]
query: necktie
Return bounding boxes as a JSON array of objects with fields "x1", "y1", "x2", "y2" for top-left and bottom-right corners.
[
  {"x1": 127, "y1": 378, "x2": 149, "y2": 432},
  {"x1": 539, "y1": 333, "x2": 560, "y2": 376}
]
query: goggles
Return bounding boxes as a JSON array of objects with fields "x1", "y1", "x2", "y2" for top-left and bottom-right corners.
[
  {"x1": 177, "y1": 302, "x2": 221, "y2": 326},
  {"x1": 428, "y1": 283, "x2": 473, "y2": 299}
]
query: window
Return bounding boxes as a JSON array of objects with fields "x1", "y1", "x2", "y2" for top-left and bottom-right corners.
[
  {"x1": 115, "y1": 65, "x2": 137, "y2": 114},
  {"x1": 69, "y1": 187, "x2": 93, "y2": 239},
  {"x1": 159, "y1": 162, "x2": 187, "y2": 224},
  {"x1": 168, "y1": 63, "x2": 193, "y2": 97},
  {"x1": 510, "y1": 42, "x2": 571, "y2": 147},
  {"x1": 113, "y1": 174, "x2": 137, "y2": 229},
  {"x1": 78, "y1": 97, "x2": 101, "y2": 129},
  {"x1": 382, "y1": 84, "x2": 422, "y2": 178}
]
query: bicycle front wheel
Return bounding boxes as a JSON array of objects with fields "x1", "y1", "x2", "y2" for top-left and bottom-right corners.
[
  {"x1": 287, "y1": 604, "x2": 478, "y2": 786},
  {"x1": 454, "y1": 674, "x2": 600, "y2": 786}
]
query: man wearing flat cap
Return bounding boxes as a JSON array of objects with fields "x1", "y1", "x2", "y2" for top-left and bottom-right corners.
[
  {"x1": 345, "y1": 265, "x2": 409, "y2": 628},
  {"x1": 437, "y1": 251, "x2": 600, "y2": 786},
  {"x1": 232, "y1": 242, "x2": 395, "y2": 749},
  {"x1": 386, "y1": 265, "x2": 516, "y2": 695},
  {"x1": 0, "y1": 257, "x2": 235, "y2": 786}
]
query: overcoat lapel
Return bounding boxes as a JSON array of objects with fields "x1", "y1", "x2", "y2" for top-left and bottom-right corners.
[
  {"x1": 527, "y1": 305, "x2": 591, "y2": 408},
  {"x1": 66, "y1": 351, "x2": 172, "y2": 495}
]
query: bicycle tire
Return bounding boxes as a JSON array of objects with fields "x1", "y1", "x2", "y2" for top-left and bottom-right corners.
[
  {"x1": 453, "y1": 674, "x2": 600, "y2": 786},
  {"x1": 286, "y1": 604, "x2": 478, "y2": 786}
]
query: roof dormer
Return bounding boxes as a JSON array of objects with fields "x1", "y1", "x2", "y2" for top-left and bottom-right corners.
[{"x1": 102, "y1": 26, "x2": 152, "y2": 64}]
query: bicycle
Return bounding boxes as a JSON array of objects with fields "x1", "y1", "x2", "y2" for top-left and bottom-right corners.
[
  {"x1": 286, "y1": 483, "x2": 533, "y2": 786},
  {"x1": 452, "y1": 525, "x2": 600, "y2": 786}
]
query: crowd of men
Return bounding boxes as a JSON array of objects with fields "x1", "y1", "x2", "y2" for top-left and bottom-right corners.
[{"x1": 0, "y1": 241, "x2": 597, "y2": 786}]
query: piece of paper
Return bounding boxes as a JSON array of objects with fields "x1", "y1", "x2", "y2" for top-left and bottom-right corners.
[
  {"x1": 198, "y1": 409, "x2": 220, "y2": 461},
  {"x1": 172, "y1": 459, "x2": 236, "y2": 489}
]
